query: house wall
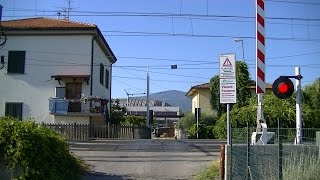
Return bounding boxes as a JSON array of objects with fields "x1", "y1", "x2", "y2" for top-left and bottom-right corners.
[
  {"x1": 198, "y1": 89, "x2": 214, "y2": 115},
  {"x1": 191, "y1": 93, "x2": 199, "y2": 114},
  {"x1": 191, "y1": 89, "x2": 213, "y2": 115},
  {"x1": 0, "y1": 34, "x2": 93, "y2": 123},
  {"x1": 92, "y1": 40, "x2": 112, "y2": 112}
]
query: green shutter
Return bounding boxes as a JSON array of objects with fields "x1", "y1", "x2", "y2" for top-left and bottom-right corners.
[
  {"x1": 105, "y1": 69, "x2": 109, "y2": 89},
  {"x1": 100, "y1": 63, "x2": 104, "y2": 85},
  {"x1": 5, "y1": 103, "x2": 23, "y2": 120},
  {"x1": 8, "y1": 51, "x2": 26, "y2": 73}
]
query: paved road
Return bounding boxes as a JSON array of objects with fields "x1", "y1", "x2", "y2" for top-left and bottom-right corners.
[{"x1": 70, "y1": 139, "x2": 225, "y2": 180}]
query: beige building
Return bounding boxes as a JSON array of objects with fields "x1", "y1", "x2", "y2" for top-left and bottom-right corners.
[{"x1": 186, "y1": 81, "x2": 272, "y2": 115}]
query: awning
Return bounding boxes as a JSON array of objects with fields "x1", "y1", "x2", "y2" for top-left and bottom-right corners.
[{"x1": 51, "y1": 75, "x2": 90, "y2": 85}]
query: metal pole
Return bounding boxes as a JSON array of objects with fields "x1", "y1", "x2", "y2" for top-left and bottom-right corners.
[
  {"x1": 278, "y1": 119, "x2": 283, "y2": 180},
  {"x1": 256, "y1": 94, "x2": 265, "y2": 131},
  {"x1": 196, "y1": 109, "x2": 199, "y2": 139},
  {"x1": 146, "y1": 63, "x2": 150, "y2": 128},
  {"x1": 241, "y1": 40, "x2": 245, "y2": 62},
  {"x1": 295, "y1": 67, "x2": 302, "y2": 144},
  {"x1": 227, "y1": 103, "x2": 230, "y2": 145}
]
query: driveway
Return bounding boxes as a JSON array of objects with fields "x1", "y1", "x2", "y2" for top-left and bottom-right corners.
[{"x1": 70, "y1": 139, "x2": 225, "y2": 180}]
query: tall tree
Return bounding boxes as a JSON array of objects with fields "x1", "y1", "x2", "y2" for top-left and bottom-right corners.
[
  {"x1": 209, "y1": 61, "x2": 251, "y2": 116},
  {"x1": 303, "y1": 78, "x2": 320, "y2": 110}
]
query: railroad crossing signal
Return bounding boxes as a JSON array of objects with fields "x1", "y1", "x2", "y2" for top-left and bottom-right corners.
[{"x1": 272, "y1": 76, "x2": 294, "y2": 99}]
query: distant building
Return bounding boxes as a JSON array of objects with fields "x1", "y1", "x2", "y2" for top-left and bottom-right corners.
[{"x1": 117, "y1": 98, "x2": 181, "y2": 125}]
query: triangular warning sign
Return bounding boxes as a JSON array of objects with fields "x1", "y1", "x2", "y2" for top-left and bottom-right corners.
[{"x1": 223, "y1": 58, "x2": 232, "y2": 66}]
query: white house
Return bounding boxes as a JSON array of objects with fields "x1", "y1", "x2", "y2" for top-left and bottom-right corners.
[{"x1": 0, "y1": 17, "x2": 117, "y2": 125}]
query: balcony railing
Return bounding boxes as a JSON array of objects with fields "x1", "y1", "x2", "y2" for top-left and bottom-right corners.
[{"x1": 49, "y1": 98, "x2": 105, "y2": 116}]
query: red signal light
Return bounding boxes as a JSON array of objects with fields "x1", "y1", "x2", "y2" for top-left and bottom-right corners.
[
  {"x1": 272, "y1": 77, "x2": 294, "y2": 99},
  {"x1": 278, "y1": 82, "x2": 289, "y2": 93}
]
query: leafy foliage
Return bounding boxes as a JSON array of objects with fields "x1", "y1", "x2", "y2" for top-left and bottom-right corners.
[
  {"x1": 110, "y1": 98, "x2": 126, "y2": 125},
  {"x1": 123, "y1": 115, "x2": 146, "y2": 126},
  {"x1": 214, "y1": 93, "x2": 320, "y2": 139},
  {"x1": 176, "y1": 112, "x2": 217, "y2": 139},
  {"x1": 0, "y1": 117, "x2": 85, "y2": 179}
]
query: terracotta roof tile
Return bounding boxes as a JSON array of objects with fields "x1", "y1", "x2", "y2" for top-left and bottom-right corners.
[
  {"x1": 192, "y1": 83, "x2": 210, "y2": 89},
  {"x1": 2, "y1": 17, "x2": 96, "y2": 30}
]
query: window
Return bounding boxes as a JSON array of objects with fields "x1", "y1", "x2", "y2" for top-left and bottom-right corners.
[
  {"x1": 55, "y1": 87, "x2": 65, "y2": 98},
  {"x1": 7, "y1": 51, "x2": 26, "y2": 74},
  {"x1": 105, "y1": 69, "x2": 109, "y2": 89},
  {"x1": 5, "y1": 102, "x2": 23, "y2": 120},
  {"x1": 100, "y1": 63, "x2": 104, "y2": 85}
]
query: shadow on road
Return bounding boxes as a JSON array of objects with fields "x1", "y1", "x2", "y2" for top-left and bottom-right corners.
[{"x1": 84, "y1": 171, "x2": 131, "y2": 180}]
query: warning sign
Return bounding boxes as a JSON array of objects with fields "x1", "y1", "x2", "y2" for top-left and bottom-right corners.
[
  {"x1": 219, "y1": 54, "x2": 236, "y2": 79},
  {"x1": 220, "y1": 78, "x2": 237, "y2": 104},
  {"x1": 223, "y1": 58, "x2": 232, "y2": 66}
]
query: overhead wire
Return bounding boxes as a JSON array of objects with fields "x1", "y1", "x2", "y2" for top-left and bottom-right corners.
[{"x1": 4, "y1": 9, "x2": 320, "y2": 22}]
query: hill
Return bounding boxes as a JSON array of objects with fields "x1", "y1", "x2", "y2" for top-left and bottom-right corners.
[{"x1": 146, "y1": 90, "x2": 191, "y2": 113}]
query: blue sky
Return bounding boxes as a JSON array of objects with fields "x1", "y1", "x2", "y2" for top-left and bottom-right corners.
[{"x1": 2, "y1": 0, "x2": 320, "y2": 98}]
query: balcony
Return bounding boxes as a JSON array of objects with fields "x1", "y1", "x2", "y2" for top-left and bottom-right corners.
[{"x1": 49, "y1": 98, "x2": 106, "y2": 117}]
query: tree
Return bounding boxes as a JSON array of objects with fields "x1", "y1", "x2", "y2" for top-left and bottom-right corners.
[
  {"x1": 176, "y1": 112, "x2": 217, "y2": 139},
  {"x1": 303, "y1": 78, "x2": 320, "y2": 110},
  {"x1": 209, "y1": 61, "x2": 251, "y2": 116},
  {"x1": 110, "y1": 98, "x2": 126, "y2": 124},
  {"x1": 213, "y1": 93, "x2": 320, "y2": 139}
]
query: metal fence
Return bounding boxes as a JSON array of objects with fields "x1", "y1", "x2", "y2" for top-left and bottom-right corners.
[
  {"x1": 43, "y1": 123, "x2": 151, "y2": 140},
  {"x1": 227, "y1": 125, "x2": 320, "y2": 180}
]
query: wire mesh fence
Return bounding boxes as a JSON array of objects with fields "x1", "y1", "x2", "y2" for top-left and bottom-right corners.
[{"x1": 227, "y1": 125, "x2": 320, "y2": 180}]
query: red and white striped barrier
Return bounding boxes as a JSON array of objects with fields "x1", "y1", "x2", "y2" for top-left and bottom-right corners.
[{"x1": 256, "y1": 0, "x2": 265, "y2": 93}]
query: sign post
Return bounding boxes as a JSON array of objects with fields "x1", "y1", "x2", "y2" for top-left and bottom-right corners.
[{"x1": 219, "y1": 54, "x2": 237, "y2": 145}]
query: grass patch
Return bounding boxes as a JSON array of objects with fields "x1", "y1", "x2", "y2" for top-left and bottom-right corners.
[{"x1": 194, "y1": 160, "x2": 220, "y2": 180}]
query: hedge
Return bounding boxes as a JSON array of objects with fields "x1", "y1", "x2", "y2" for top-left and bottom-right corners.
[{"x1": 0, "y1": 117, "x2": 85, "y2": 180}]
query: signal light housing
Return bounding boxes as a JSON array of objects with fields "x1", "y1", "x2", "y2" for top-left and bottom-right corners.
[{"x1": 272, "y1": 77, "x2": 294, "y2": 99}]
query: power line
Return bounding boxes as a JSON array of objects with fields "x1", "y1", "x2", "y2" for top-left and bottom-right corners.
[
  {"x1": 3, "y1": 49, "x2": 320, "y2": 66},
  {"x1": 113, "y1": 77, "x2": 145, "y2": 92},
  {"x1": 117, "y1": 67, "x2": 210, "y2": 79},
  {"x1": 5, "y1": 9, "x2": 320, "y2": 22},
  {"x1": 113, "y1": 75, "x2": 206, "y2": 84},
  {"x1": 266, "y1": 0, "x2": 320, "y2": 6},
  {"x1": 102, "y1": 31, "x2": 320, "y2": 42}
]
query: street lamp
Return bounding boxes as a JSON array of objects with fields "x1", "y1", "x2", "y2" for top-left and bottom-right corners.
[{"x1": 234, "y1": 39, "x2": 245, "y2": 62}]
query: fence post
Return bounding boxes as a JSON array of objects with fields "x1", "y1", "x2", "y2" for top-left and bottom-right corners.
[
  {"x1": 247, "y1": 122, "x2": 251, "y2": 180},
  {"x1": 316, "y1": 131, "x2": 320, "y2": 159},
  {"x1": 107, "y1": 122, "x2": 110, "y2": 139},
  {"x1": 278, "y1": 119, "x2": 283, "y2": 180},
  {"x1": 220, "y1": 144, "x2": 225, "y2": 180}
]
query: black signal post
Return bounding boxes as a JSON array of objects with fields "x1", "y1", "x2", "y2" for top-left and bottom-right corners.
[{"x1": 272, "y1": 75, "x2": 302, "y2": 99}]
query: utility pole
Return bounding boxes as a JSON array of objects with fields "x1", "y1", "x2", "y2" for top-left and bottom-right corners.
[{"x1": 146, "y1": 62, "x2": 150, "y2": 128}]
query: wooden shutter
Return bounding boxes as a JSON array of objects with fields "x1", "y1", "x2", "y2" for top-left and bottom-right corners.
[
  {"x1": 8, "y1": 51, "x2": 26, "y2": 73},
  {"x1": 100, "y1": 63, "x2": 104, "y2": 85},
  {"x1": 5, "y1": 103, "x2": 23, "y2": 120},
  {"x1": 105, "y1": 69, "x2": 109, "y2": 89}
]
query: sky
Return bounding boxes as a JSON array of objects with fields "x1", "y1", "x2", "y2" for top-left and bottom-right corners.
[{"x1": 1, "y1": 0, "x2": 320, "y2": 98}]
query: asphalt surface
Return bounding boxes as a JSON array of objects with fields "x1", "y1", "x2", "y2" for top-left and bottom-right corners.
[{"x1": 70, "y1": 139, "x2": 225, "y2": 180}]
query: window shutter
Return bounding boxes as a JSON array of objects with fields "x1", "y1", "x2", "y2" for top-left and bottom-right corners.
[
  {"x1": 8, "y1": 51, "x2": 26, "y2": 73},
  {"x1": 5, "y1": 103, "x2": 23, "y2": 120},
  {"x1": 105, "y1": 69, "x2": 109, "y2": 89},
  {"x1": 100, "y1": 63, "x2": 104, "y2": 85}
]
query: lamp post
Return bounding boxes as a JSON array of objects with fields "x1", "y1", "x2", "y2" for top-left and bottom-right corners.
[{"x1": 234, "y1": 39, "x2": 245, "y2": 62}]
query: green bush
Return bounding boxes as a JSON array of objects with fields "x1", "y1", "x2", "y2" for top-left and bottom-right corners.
[
  {"x1": 122, "y1": 115, "x2": 146, "y2": 126},
  {"x1": 0, "y1": 117, "x2": 85, "y2": 180}
]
